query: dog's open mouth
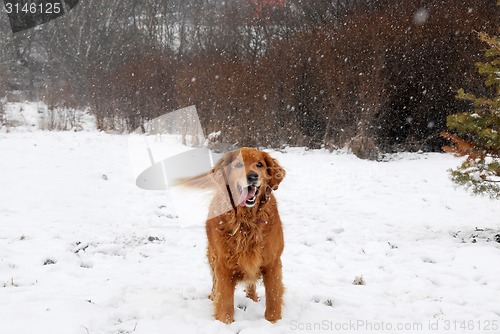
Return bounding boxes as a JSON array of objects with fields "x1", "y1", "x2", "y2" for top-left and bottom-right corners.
[{"x1": 236, "y1": 184, "x2": 260, "y2": 207}]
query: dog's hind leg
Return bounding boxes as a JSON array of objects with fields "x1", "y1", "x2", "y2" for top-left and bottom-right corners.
[{"x1": 245, "y1": 282, "x2": 259, "y2": 302}]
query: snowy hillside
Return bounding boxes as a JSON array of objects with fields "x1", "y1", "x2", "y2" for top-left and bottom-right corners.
[{"x1": 1, "y1": 130, "x2": 499, "y2": 334}]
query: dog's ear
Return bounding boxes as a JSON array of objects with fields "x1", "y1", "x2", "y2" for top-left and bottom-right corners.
[
  {"x1": 264, "y1": 152, "x2": 285, "y2": 191},
  {"x1": 211, "y1": 150, "x2": 239, "y2": 185},
  {"x1": 212, "y1": 150, "x2": 237, "y2": 174}
]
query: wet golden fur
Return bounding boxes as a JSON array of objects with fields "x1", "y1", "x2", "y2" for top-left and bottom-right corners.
[{"x1": 202, "y1": 148, "x2": 286, "y2": 323}]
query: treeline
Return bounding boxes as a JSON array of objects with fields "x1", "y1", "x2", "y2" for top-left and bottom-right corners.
[{"x1": 0, "y1": 0, "x2": 498, "y2": 155}]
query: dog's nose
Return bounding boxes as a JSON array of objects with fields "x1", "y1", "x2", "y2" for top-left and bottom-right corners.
[{"x1": 247, "y1": 172, "x2": 258, "y2": 184}]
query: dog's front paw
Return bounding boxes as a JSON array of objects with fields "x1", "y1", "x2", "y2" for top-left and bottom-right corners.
[
  {"x1": 265, "y1": 309, "x2": 281, "y2": 323},
  {"x1": 214, "y1": 305, "x2": 234, "y2": 324},
  {"x1": 215, "y1": 312, "x2": 234, "y2": 324}
]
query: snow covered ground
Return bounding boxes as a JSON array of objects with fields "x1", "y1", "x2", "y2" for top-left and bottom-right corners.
[{"x1": 1, "y1": 128, "x2": 500, "y2": 334}]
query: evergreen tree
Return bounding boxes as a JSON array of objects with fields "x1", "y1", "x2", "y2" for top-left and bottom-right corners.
[{"x1": 442, "y1": 27, "x2": 500, "y2": 199}]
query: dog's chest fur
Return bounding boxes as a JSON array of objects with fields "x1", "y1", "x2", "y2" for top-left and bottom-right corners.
[{"x1": 224, "y1": 214, "x2": 269, "y2": 281}]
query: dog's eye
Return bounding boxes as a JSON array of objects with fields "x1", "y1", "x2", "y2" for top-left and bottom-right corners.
[
  {"x1": 256, "y1": 162, "x2": 263, "y2": 168},
  {"x1": 235, "y1": 162, "x2": 244, "y2": 168}
]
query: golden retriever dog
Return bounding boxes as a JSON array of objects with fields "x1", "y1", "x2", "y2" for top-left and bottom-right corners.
[{"x1": 195, "y1": 148, "x2": 286, "y2": 323}]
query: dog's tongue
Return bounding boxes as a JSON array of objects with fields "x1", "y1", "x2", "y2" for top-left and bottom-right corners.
[{"x1": 238, "y1": 186, "x2": 257, "y2": 206}]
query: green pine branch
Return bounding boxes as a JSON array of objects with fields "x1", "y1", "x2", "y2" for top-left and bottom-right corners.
[{"x1": 444, "y1": 25, "x2": 500, "y2": 199}]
